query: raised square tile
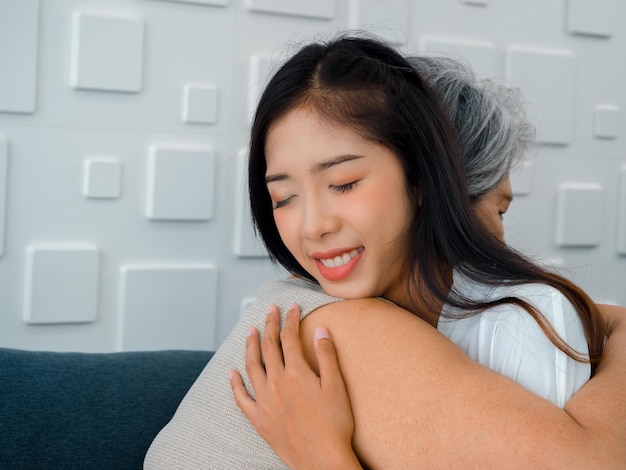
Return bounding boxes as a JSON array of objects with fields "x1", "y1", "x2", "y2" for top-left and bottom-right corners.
[
  {"x1": 233, "y1": 148, "x2": 268, "y2": 257},
  {"x1": 618, "y1": 168, "x2": 626, "y2": 254},
  {"x1": 70, "y1": 12, "x2": 144, "y2": 93},
  {"x1": 555, "y1": 183, "x2": 605, "y2": 247},
  {"x1": 23, "y1": 245, "x2": 99, "y2": 324},
  {"x1": 593, "y1": 104, "x2": 620, "y2": 139},
  {"x1": 147, "y1": 0, "x2": 229, "y2": 6},
  {"x1": 566, "y1": 0, "x2": 615, "y2": 37},
  {"x1": 248, "y1": 54, "x2": 278, "y2": 122},
  {"x1": 510, "y1": 159, "x2": 535, "y2": 196},
  {"x1": 419, "y1": 36, "x2": 497, "y2": 78},
  {"x1": 146, "y1": 144, "x2": 215, "y2": 221},
  {"x1": 245, "y1": 0, "x2": 335, "y2": 19},
  {"x1": 0, "y1": 0, "x2": 39, "y2": 113},
  {"x1": 459, "y1": 0, "x2": 489, "y2": 5},
  {"x1": 506, "y1": 46, "x2": 576, "y2": 145},
  {"x1": 118, "y1": 264, "x2": 218, "y2": 351},
  {"x1": 182, "y1": 84, "x2": 218, "y2": 124},
  {"x1": 83, "y1": 157, "x2": 122, "y2": 199},
  {"x1": 349, "y1": 0, "x2": 409, "y2": 45}
]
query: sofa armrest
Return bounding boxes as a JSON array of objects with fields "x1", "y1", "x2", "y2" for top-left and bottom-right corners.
[{"x1": 0, "y1": 348, "x2": 214, "y2": 470}]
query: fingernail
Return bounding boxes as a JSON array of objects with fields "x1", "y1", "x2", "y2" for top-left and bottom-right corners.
[
  {"x1": 228, "y1": 370, "x2": 235, "y2": 381},
  {"x1": 267, "y1": 305, "x2": 276, "y2": 315},
  {"x1": 246, "y1": 326, "x2": 256, "y2": 337},
  {"x1": 314, "y1": 326, "x2": 330, "y2": 341},
  {"x1": 290, "y1": 303, "x2": 299, "y2": 310}
]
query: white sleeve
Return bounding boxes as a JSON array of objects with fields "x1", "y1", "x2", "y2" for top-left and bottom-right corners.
[{"x1": 481, "y1": 285, "x2": 590, "y2": 408}]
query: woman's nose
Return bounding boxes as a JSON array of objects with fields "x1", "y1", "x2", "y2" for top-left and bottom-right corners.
[{"x1": 301, "y1": 199, "x2": 340, "y2": 240}]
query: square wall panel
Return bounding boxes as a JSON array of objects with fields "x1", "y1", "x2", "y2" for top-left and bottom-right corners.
[
  {"x1": 182, "y1": 84, "x2": 218, "y2": 124},
  {"x1": 83, "y1": 157, "x2": 122, "y2": 199},
  {"x1": 233, "y1": 148, "x2": 268, "y2": 257},
  {"x1": 566, "y1": 0, "x2": 615, "y2": 37},
  {"x1": 0, "y1": 137, "x2": 7, "y2": 256},
  {"x1": 506, "y1": 46, "x2": 576, "y2": 145},
  {"x1": 0, "y1": 0, "x2": 39, "y2": 113},
  {"x1": 245, "y1": 0, "x2": 335, "y2": 19},
  {"x1": 23, "y1": 245, "x2": 99, "y2": 324},
  {"x1": 118, "y1": 264, "x2": 218, "y2": 351},
  {"x1": 70, "y1": 12, "x2": 144, "y2": 93},
  {"x1": 247, "y1": 54, "x2": 279, "y2": 122},
  {"x1": 510, "y1": 159, "x2": 535, "y2": 196},
  {"x1": 555, "y1": 183, "x2": 605, "y2": 247},
  {"x1": 418, "y1": 36, "x2": 498, "y2": 78},
  {"x1": 146, "y1": 144, "x2": 215, "y2": 221},
  {"x1": 594, "y1": 104, "x2": 620, "y2": 139},
  {"x1": 147, "y1": 0, "x2": 229, "y2": 6},
  {"x1": 349, "y1": 0, "x2": 410, "y2": 45},
  {"x1": 618, "y1": 168, "x2": 626, "y2": 255}
]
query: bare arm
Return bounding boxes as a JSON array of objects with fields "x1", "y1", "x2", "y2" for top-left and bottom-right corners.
[
  {"x1": 300, "y1": 299, "x2": 626, "y2": 468},
  {"x1": 233, "y1": 299, "x2": 626, "y2": 468},
  {"x1": 562, "y1": 303, "x2": 626, "y2": 446}
]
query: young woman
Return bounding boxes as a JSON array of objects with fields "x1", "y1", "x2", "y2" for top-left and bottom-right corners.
[
  {"x1": 144, "y1": 35, "x2": 626, "y2": 468},
  {"x1": 229, "y1": 54, "x2": 626, "y2": 468},
  {"x1": 246, "y1": 42, "x2": 592, "y2": 407}
]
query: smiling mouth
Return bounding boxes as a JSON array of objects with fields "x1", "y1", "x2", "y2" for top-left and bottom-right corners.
[{"x1": 318, "y1": 247, "x2": 364, "y2": 268}]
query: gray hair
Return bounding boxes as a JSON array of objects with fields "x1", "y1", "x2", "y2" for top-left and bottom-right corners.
[{"x1": 407, "y1": 55, "x2": 536, "y2": 200}]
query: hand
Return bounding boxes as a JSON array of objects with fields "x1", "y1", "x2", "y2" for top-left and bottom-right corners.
[{"x1": 229, "y1": 304, "x2": 362, "y2": 470}]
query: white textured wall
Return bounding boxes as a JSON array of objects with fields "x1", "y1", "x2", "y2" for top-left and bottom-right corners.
[{"x1": 0, "y1": 0, "x2": 624, "y2": 352}]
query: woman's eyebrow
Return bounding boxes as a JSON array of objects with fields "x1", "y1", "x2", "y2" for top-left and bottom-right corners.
[
  {"x1": 265, "y1": 154, "x2": 364, "y2": 184},
  {"x1": 310, "y1": 154, "x2": 364, "y2": 174},
  {"x1": 265, "y1": 173, "x2": 287, "y2": 184}
]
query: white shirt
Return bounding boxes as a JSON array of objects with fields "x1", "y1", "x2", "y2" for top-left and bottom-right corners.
[{"x1": 437, "y1": 273, "x2": 590, "y2": 407}]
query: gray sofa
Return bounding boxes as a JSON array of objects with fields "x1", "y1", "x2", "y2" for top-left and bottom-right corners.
[{"x1": 0, "y1": 347, "x2": 214, "y2": 469}]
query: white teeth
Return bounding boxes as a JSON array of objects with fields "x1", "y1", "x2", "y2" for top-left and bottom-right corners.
[{"x1": 320, "y1": 248, "x2": 362, "y2": 268}]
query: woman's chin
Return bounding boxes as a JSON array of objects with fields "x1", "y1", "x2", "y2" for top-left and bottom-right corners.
[{"x1": 319, "y1": 281, "x2": 379, "y2": 301}]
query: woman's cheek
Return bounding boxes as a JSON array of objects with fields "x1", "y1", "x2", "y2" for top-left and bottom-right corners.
[
  {"x1": 273, "y1": 211, "x2": 298, "y2": 249},
  {"x1": 354, "y1": 181, "x2": 412, "y2": 218},
  {"x1": 273, "y1": 211, "x2": 287, "y2": 237}
]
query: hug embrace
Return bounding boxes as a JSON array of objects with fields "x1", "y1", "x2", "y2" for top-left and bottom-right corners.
[{"x1": 145, "y1": 34, "x2": 626, "y2": 469}]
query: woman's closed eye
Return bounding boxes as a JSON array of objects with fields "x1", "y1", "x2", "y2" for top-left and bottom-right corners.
[
  {"x1": 330, "y1": 180, "x2": 359, "y2": 194},
  {"x1": 273, "y1": 195, "x2": 295, "y2": 210},
  {"x1": 272, "y1": 180, "x2": 360, "y2": 209}
]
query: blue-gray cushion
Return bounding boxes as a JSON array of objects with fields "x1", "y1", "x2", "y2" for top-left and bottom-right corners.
[{"x1": 0, "y1": 348, "x2": 213, "y2": 470}]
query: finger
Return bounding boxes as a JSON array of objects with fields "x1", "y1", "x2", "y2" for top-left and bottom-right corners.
[
  {"x1": 229, "y1": 369, "x2": 258, "y2": 423},
  {"x1": 260, "y1": 305, "x2": 285, "y2": 373},
  {"x1": 281, "y1": 304, "x2": 306, "y2": 369},
  {"x1": 314, "y1": 326, "x2": 346, "y2": 389},
  {"x1": 245, "y1": 325, "x2": 267, "y2": 391}
]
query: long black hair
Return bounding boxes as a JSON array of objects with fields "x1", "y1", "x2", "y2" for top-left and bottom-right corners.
[{"x1": 248, "y1": 34, "x2": 607, "y2": 370}]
